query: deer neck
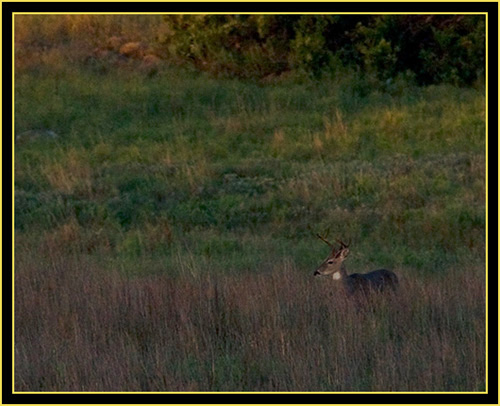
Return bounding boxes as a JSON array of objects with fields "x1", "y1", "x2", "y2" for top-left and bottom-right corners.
[{"x1": 332, "y1": 263, "x2": 348, "y2": 281}]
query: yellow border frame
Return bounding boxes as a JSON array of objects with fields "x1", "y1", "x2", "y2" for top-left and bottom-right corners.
[{"x1": 10, "y1": 10, "x2": 490, "y2": 396}]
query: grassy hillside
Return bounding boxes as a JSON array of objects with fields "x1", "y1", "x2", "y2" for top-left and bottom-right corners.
[{"x1": 14, "y1": 15, "x2": 486, "y2": 392}]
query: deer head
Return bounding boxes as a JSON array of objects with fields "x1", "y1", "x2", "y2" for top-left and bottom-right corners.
[{"x1": 314, "y1": 236, "x2": 350, "y2": 279}]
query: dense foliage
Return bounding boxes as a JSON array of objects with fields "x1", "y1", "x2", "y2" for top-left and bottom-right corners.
[{"x1": 160, "y1": 15, "x2": 485, "y2": 85}]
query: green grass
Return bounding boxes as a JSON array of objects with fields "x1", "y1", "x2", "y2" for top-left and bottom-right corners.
[{"x1": 14, "y1": 21, "x2": 486, "y2": 392}]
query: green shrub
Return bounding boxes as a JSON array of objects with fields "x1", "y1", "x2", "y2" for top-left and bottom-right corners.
[
  {"x1": 351, "y1": 15, "x2": 486, "y2": 86},
  {"x1": 160, "y1": 15, "x2": 485, "y2": 86}
]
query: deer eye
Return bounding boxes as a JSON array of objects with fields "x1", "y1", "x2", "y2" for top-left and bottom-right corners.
[{"x1": 328, "y1": 260, "x2": 334, "y2": 264}]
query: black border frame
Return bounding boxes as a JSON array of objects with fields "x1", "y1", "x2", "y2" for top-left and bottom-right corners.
[{"x1": 3, "y1": 2, "x2": 498, "y2": 404}]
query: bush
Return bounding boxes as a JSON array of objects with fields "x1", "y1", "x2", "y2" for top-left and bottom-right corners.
[
  {"x1": 160, "y1": 15, "x2": 485, "y2": 86},
  {"x1": 350, "y1": 15, "x2": 486, "y2": 86},
  {"x1": 159, "y1": 15, "x2": 295, "y2": 78}
]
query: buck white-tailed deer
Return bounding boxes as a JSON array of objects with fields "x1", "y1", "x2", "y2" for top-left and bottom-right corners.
[{"x1": 314, "y1": 235, "x2": 398, "y2": 296}]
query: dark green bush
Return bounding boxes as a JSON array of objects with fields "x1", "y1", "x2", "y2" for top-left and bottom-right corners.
[
  {"x1": 350, "y1": 15, "x2": 486, "y2": 85},
  {"x1": 160, "y1": 15, "x2": 485, "y2": 86}
]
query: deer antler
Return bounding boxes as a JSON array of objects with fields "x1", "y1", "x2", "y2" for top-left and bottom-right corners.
[
  {"x1": 316, "y1": 234, "x2": 334, "y2": 247},
  {"x1": 335, "y1": 239, "x2": 350, "y2": 249}
]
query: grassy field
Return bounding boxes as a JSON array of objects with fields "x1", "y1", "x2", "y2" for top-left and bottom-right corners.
[{"x1": 14, "y1": 16, "x2": 486, "y2": 392}]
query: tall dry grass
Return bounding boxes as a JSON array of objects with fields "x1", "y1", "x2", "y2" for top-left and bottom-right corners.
[{"x1": 14, "y1": 248, "x2": 485, "y2": 392}]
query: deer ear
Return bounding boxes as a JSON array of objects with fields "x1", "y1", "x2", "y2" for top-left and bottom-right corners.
[{"x1": 339, "y1": 248, "x2": 349, "y2": 258}]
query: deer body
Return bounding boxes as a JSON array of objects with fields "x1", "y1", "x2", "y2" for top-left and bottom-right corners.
[{"x1": 314, "y1": 237, "x2": 398, "y2": 296}]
